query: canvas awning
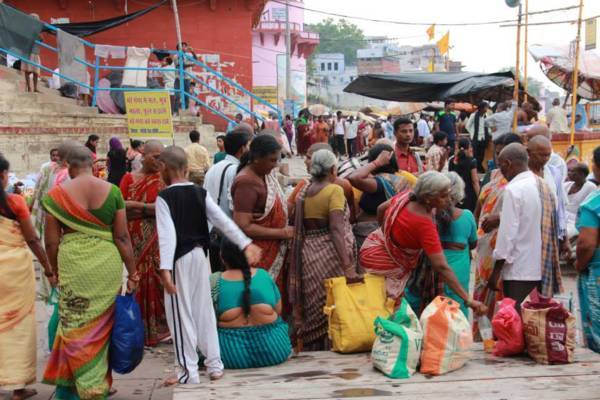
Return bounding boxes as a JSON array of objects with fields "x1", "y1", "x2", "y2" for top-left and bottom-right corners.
[{"x1": 343, "y1": 71, "x2": 539, "y2": 109}]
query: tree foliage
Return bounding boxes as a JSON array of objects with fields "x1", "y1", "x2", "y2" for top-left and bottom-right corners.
[{"x1": 306, "y1": 18, "x2": 365, "y2": 65}]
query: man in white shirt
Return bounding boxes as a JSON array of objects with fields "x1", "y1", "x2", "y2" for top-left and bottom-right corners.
[
  {"x1": 203, "y1": 129, "x2": 250, "y2": 217},
  {"x1": 526, "y1": 124, "x2": 567, "y2": 182},
  {"x1": 383, "y1": 115, "x2": 395, "y2": 141},
  {"x1": 333, "y1": 111, "x2": 347, "y2": 157},
  {"x1": 346, "y1": 116, "x2": 359, "y2": 157},
  {"x1": 490, "y1": 143, "x2": 554, "y2": 310},
  {"x1": 546, "y1": 98, "x2": 569, "y2": 134},
  {"x1": 485, "y1": 100, "x2": 518, "y2": 140},
  {"x1": 416, "y1": 113, "x2": 431, "y2": 145}
]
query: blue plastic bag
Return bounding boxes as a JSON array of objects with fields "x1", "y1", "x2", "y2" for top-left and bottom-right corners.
[{"x1": 109, "y1": 293, "x2": 144, "y2": 374}]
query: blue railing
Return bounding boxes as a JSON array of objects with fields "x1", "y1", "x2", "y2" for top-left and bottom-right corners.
[{"x1": 0, "y1": 21, "x2": 280, "y2": 127}]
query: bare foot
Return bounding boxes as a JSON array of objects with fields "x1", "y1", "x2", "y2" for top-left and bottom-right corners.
[
  {"x1": 161, "y1": 376, "x2": 179, "y2": 387},
  {"x1": 11, "y1": 388, "x2": 37, "y2": 400},
  {"x1": 108, "y1": 388, "x2": 118, "y2": 397},
  {"x1": 209, "y1": 371, "x2": 224, "y2": 381}
]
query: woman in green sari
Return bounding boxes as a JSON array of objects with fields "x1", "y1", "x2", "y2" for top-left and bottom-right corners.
[{"x1": 42, "y1": 146, "x2": 137, "y2": 399}]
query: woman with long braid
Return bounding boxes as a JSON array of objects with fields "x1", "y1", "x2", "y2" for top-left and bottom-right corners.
[{"x1": 210, "y1": 237, "x2": 291, "y2": 369}]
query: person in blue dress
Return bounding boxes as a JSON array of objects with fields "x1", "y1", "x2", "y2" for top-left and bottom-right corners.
[
  {"x1": 437, "y1": 171, "x2": 478, "y2": 316},
  {"x1": 574, "y1": 146, "x2": 600, "y2": 353}
]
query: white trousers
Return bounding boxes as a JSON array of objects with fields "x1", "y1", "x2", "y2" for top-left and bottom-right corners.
[{"x1": 164, "y1": 248, "x2": 223, "y2": 384}]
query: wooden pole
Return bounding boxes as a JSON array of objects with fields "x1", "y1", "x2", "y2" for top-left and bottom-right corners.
[
  {"x1": 524, "y1": 0, "x2": 529, "y2": 103},
  {"x1": 512, "y1": 3, "x2": 522, "y2": 131},
  {"x1": 569, "y1": 0, "x2": 584, "y2": 145}
]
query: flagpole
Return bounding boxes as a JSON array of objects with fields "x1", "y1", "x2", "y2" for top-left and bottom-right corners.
[
  {"x1": 569, "y1": 0, "x2": 584, "y2": 145},
  {"x1": 512, "y1": 3, "x2": 522, "y2": 132},
  {"x1": 523, "y1": 0, "x2": 529, "y2": 103}
]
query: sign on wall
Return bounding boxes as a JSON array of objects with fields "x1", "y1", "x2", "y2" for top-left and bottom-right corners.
[
  {"x1": 253, "y1": 86, "x2": 278, "y2": 105},
  {"x1": 124, "y1": 91, "x2": 173, "y2": 139}
]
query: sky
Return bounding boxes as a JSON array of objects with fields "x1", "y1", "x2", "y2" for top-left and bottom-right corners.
[{"x1": 303, "y1": 0, "x2": 600, "y2": 92}]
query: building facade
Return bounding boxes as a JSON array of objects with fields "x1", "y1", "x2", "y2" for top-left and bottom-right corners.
[
  {"x1": 7, "y1": 0, "x2": 268, "y2": 129},
  {"x1": 252, "y1": 0, "x2": 319, "y2": 115},
  {"x1": 356, "y1": 45, "x2": 402, "y2": 75}
]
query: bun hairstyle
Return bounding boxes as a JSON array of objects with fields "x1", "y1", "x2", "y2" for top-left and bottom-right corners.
[
  {"x1": 457, "y1": 138, "x2": 471, "y2": 161},
  {"x1": 309, "y1": 149, "x2": 337, "y2": 180},
  {"x1": 0, "y1": 154, "x2": 15, "y2": 220},
  {"x1": 220, "y1": 236, "x2": 252, "y2": 317},
  {"x1": 368, "y1": 143, "x2": 398, "y2": 175},
  {"x1": 237, "y1": 134, "x2": 282, "y2": 174}
]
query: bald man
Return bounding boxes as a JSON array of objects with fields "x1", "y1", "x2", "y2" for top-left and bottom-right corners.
[
  {"x1": 526, "y1": 123, "x2": 567, "y2": 182},
  {"x1": 527, "y1": 135, "x2": 568, "y2": 241},
  {"x1": 489, "y1": 143, "x2": 562, "y2": 311}
]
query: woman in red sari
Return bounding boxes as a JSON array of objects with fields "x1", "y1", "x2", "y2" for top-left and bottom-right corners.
[
  {"x1": 119, "y1": 140, "x2": 169, "y2": 347},
  {"x1": 232, "y1": 134, "x2": 293, "y2": 300},
  {"x1": 359, "y1": 171, "x2": 487, "y2": 315}
]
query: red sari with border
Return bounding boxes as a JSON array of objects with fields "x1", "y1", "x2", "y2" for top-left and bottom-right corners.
[{"x1": 120, "y1": 172, "x2": 169, "y2": 347}]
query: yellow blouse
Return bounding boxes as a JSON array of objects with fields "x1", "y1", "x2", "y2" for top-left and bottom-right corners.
[{"x1": 304, "y1": 184, "x2": 346, "y2": 219}]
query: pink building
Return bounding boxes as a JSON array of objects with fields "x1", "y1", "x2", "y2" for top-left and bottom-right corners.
[{"x1": 252, "y1": 0, "x2": 319, "y2": 114}]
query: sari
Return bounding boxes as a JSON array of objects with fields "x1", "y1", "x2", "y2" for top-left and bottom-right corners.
[
  {"x1": 295, "y1": 118, "x2": 311, "y2": 156},
  {"x1": 31, "y1": 161, "x2": 58, "y2": 301},
  {"x1": 289, "y1": 184, "x2": 357, "y2": 350},
  {"x1": 120, "y1": 172, "x2": 169, "y2": 347},
  {"x1": 360, "y1": 190, "x2": 422, "y2": 301},
  {"x1": 473, "y1": 170, "x2": 507, "y2": 319},
  {"x1": 42, "y1": 186, "x2": 124, "y2": 400},
  {"x1": 253, "y1": 172, "x2": 289, "y2": 295},
  {"x1": 0, "y1": 215, "x2": 36, "y2": 391}
]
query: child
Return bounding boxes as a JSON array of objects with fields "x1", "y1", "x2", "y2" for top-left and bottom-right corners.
[{"x1": 156, "y1": 146, "x2": 261, "y2": 384}]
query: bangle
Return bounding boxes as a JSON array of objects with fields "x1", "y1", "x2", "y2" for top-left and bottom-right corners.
[
  {"x1": 128, "y1": 271, "x2": 141, "y2": 282},
  {"x1": 371, "y1": 160, "x2": 381, "y2": 169},
  {"x1": 142, "y1": 203, "x2": 147, "y2": 217}
]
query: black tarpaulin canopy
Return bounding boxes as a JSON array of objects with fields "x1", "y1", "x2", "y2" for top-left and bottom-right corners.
[{"x1": 343, "y1": 71, "x2": 539, "y2": 108}]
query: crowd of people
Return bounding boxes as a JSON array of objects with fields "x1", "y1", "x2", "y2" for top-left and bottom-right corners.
[{"x1": 1, "y1": 99, "x2": 599, "y2": 399}]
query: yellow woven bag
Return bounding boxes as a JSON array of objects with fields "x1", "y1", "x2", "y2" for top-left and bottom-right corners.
[{"x1": 323, "y1": 274, "x2": 394, "y2": 353}]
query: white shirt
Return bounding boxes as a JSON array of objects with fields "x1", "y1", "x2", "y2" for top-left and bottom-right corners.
[
  {"x1": 564, "y1": 181, "x2": 597, "y2": 222},
  {"x1": 334, "y1": 118, "x2": 346, "y2": 136},
  {"x1": 384, "y1": 121, "x2": 395, "y2": 140},
  {"x1": 203, "y1": 155, "x2": 240, "y2": 217},
  {"x1": 494, "y1": 170, "x2": 543, "y2": 281},
  {"x1": 417, "y1": 119, "x2": 430, "y2": 138},
  {"x1": 346, "y1": 121, "x2": 359, "y2": 139},
  {"x1": 548, "y1": 152, "x2": 567, "y2": 183},
  {"x1": 485, "y1": 101, "x2": 518, "y2": 140},
  {"x1": 156, "y1": 182, "x2": 251, "y2": 270},
  {"x1": 546, "y1": 106, "x2": 569, "y2": 134}
]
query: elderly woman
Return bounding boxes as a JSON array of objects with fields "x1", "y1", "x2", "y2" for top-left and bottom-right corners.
[
  {"x1": 437, "y1": 172, "x2": 478, "y2": 316},
  {"x1": 359, "y1": 171, "x2": 486, "y2": 315},
  {"x1": 119, "y1": 140, "x2": 169, "y2": 347},
  {"x1": 0, "y1": 154, "x2": 54, "y2": 400},
  {"x1": 211, "y1": 237, "x2": 291, "y2": 368},
  {"x1": 43, "y1": 146, "x2": 137, "y2": 399},
  {"x1": 574, "y1": 146, "x2": 600, "y2": 353},
  {"x1": 348, "y1": 144, "x2": 413, "y2": 248},
  {"x1": 287, "y1": 143, "x2": 355, "y2": 224},
  {"x1": 232, "y1": 134, "x2": 293, "y2": 302},
  {"x1": 289, "y1": 149, "x2": 359, "y2": 351}
]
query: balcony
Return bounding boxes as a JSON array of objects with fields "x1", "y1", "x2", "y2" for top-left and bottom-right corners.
[{"x1": 255, "y1": 19, "x2": 319, "y2": 58}]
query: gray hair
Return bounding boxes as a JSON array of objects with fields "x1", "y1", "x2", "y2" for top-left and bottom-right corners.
[
  {"x1": 310, "y1": 149, "x2": 337, "y2": 179},
  {"x1": 444, "y1": 171, "x2": 465, "y2": 205},
  {"x1": 413, "y1": 171, "x2": 451, "y2": 202}
]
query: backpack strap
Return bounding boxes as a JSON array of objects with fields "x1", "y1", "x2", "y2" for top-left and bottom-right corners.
[{"x1": 217, "y1": 163, "x2": 234, "y2": 206}]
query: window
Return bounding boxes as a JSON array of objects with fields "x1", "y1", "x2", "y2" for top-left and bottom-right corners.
[
  {"x1": 328, "y1": 63, "x2": 332, "y2": 71},
  {"x1": 334, "y1": 62, "x2": 339, "y2": 71},
  {"x1": 321, "y1": 63, "x2": 325, "y2": 71}
]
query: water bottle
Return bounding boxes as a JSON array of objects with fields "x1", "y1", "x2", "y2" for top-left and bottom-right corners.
[{"x1": 478, "y1": 315, "x2": 494, "y2": 353}]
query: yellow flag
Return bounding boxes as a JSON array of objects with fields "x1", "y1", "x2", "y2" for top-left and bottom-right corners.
[
  {"x1": 437, "y1": 31, "x2": 449, "y2": 54},
  {"x1": 426, "y1": 24, "x2": 435, "y2": 41},
  {"x1": 428, "y1": 60, "x2": 434, "y2": 72}
]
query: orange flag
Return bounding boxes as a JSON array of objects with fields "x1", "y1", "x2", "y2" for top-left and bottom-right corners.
[
  {"x1": 437, "y1": 31, "x2": 450, "y2": 54},
  {"x1": 426, "y1": 24, "x2": 435, "y2": 41}
]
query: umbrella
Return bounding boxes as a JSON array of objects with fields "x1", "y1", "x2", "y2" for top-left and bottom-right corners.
[
  {"x1": 386, "y1": 102, "x2": 427, "y2": 116},
  {"x1": 308, "y1": 104, "x2": 330, "y2": 116},
  {"x1": 529, "y1": 44, "x2": 600, "y2": 100}
]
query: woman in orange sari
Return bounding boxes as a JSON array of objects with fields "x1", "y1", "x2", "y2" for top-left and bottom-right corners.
[
  {"x1": 232, "y1": 134, "x2": 293, "y2": 299},
  {"x1": 119, "y1": 140, "x2": 169, "y2": 347}
]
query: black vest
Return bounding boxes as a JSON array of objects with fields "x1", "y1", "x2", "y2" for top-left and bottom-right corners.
[{"x1": 158, "y1": 184, "x2": 210, "y2": 264}]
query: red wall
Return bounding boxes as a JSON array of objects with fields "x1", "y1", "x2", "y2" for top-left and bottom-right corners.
[{"x1": 10, "y1": 0, "x2": 264, "y2": 130}]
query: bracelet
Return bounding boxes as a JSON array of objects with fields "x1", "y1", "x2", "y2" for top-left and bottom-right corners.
[
  {"x1": 142, "y1": 203, "x2": 147, "y2": 217},
  {"x1": 128, "y1": 271, "x2": 141, "y2": 282},
  {"x1": 371, "y1": 160, "x2": 381, "y2": 169}
]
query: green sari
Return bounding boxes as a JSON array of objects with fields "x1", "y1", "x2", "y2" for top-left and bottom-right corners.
[{"x1": 42, "y1": 185, "x2": 125, "y2": 400}]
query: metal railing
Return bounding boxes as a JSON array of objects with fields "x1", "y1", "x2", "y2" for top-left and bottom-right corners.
[{"x1": 0, "y1": 21, "x2": 281, "y2": 127}]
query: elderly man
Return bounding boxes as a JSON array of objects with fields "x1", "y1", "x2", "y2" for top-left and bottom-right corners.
[
  {"x1": 546, "y1": 98, "x2": 569, "y2": 134},
  {"x1": 489, "y1": 143, "x2": 562, "y2": 311},
  {"x1": 527, "y1": 124, "x2": 567, "y2": 181},
  {"x1": 527, "y1": 134, "x2": 568, "y2": 244}
]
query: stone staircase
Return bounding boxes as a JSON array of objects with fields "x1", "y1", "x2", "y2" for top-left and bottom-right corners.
[{"x1": 0, "y1": 65, "x2": 217, "y2": 176}]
